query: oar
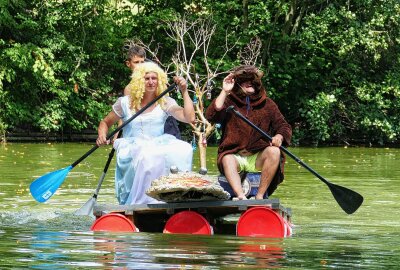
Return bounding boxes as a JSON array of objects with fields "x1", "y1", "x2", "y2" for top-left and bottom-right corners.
[
  {"x1": 74, "y1": 131, "x2": 122, "y2": 216},
  {"x1": 30, "y1": 83, "x2": 177, "y2": 203},
  {"x1": 226, "y1": 105, "x2": 363, "y2": 214}
]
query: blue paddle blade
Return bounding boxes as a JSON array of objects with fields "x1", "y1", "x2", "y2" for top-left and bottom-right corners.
[{"x1": 30, "y1": 166, "x2": 73, "y2": 203}]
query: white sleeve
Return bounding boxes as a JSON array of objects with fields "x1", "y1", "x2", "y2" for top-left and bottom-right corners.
[
  {"x1": 112, "y1": 97, "x2": 124, "y2": 118},
  {"x1": 164, "y1": 96, "x2": 178, "y2": 115}
]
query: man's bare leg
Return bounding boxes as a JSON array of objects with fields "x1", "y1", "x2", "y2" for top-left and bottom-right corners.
[
  {"x1": 255, "y1": 146, "x2": 281, "y2": 200},
  {"x1": 221, "y1": 154, "x2": 247, "y2": 200}
]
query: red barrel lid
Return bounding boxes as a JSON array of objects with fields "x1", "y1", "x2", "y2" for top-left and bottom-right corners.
[
  {"x1": 237, "y1": 207, "x2": 285, "y2": 238},
  {"x1": 90, "y1": 213, "x2": 137, "y2": 232},
  {"x1": 163, "y1": 210, "x2": 212, "y2": 235}
]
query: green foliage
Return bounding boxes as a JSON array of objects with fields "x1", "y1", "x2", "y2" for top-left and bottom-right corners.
[
  {"x1": 281, "y1": 0, "x2": 400, "y2": 145},
  {"x1": 299, "y1": 92, "x2": 337, "y2": 143},
  {"x1": 0, "y1": 0, "x2": 399, "y2": 145},
  {"x1": 0, "y1": 0, "x2": 128, "y2": 133}
]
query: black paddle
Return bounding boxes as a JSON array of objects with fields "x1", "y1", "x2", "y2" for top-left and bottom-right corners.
[
  {"x1": 74, "y1": 131, "x2": 122, "y2": 216},
  {"x1": 30, "y1": 83, "x2": 177, "y2": 203},
  {"x1": 226, "y1": 105, "x2": 363, "y2": 214}
]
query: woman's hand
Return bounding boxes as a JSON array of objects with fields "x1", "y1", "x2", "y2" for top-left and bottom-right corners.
[
  {"x1": 170, "y1": 76, "x2": 195, "y2": 123},
  {"x1": 173, "y1": 76, "x2": 188, "y2": 93},
  {"x1": 96, "y1": 112, "x2": 120, "y2": 146},
  {"x1": 222, "y1": 73, "x2": 235, "y2": 95},
  {"x1": 96, "y1": 132, "x2": 110, "y2": 146}
]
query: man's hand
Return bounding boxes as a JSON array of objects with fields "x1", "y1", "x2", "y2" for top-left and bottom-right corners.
[
  {"x1": 271, "y1": 134, "x2": 284, "y2": 147},
  {"x1": 222, "y1": 73, "x2": 235, "y2": 95}
]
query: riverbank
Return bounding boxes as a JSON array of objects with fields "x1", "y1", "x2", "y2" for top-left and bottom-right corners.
[
  {"x1": 2, "y1": 130, "x2": 97, "y2": 143},
  {"x1": 2, "y1": 129, "x2": 399, "y2": 148},
  {"x1": 1, "y1": 129, "x2": 193, "y2": 144}
]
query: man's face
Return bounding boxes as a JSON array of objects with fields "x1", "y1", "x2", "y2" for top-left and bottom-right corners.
[
  {"x1": 239, "y1": 80, "x2": 255, "y2": 95},
  {"x1": 126, "y1": 55, "x2": 145, "y2": 71},
  {"x1": 144, "y1": 72, "x2": 158, "y2": 92}
]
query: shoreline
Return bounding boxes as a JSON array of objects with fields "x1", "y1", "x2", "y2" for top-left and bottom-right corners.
[
  {"x1": 1, "y1": 130, "x2": 399, "y2": 148},
  {"x1": 2, "y1": 130, "x2": 97, "y2": 143}
]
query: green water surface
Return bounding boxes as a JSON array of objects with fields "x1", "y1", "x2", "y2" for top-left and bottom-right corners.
[{"x1": 0, "y1": 143, "x2": 399, "y2": 269}]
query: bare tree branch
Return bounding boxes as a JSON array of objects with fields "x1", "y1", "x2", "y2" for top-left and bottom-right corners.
[
  {"x1": 238, "y1": 36, "x2": 262, "y2": 66},
  {"x1": 164, "y1": 16, "x2": 241, "y2": 173}
]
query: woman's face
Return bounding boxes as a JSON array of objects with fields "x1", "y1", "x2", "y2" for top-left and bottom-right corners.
[{"x1": 144, "y1": 72, "x2": 158, "y2": 92}]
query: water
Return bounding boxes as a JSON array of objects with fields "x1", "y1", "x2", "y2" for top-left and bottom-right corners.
[{"x1": 0, "y1": 143, "x2": 399, "y2": 269}]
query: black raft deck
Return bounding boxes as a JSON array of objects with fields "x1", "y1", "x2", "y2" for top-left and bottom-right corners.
[{"x1": 93, "y1": 199, "x2": 292, "y2": 235}]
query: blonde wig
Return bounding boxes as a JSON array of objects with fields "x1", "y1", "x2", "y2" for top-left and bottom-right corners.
[{"x1": 128, "y1": 62, "x2": 168, "y2": 111}]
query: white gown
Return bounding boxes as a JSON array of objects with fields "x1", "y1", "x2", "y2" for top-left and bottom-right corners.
[{"x1": 112, "y1": 95, "x2": 193, "y2": 205}]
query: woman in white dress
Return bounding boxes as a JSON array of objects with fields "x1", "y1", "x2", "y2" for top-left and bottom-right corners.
[{"x1": 96, "y1": 62, "x2": 195, "y2": 205}]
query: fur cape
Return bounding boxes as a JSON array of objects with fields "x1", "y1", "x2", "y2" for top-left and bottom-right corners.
[{"x1": 205, "y1": 65, "x2": 292, "y2": 195}]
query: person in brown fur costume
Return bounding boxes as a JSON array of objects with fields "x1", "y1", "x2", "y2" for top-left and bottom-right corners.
[{"x1": 206, "y1": 65, "x2": 292, "y2": 200}]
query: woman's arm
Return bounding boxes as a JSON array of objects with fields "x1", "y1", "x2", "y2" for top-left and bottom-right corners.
[
  {"x1": 168, "y1": 76, "x2": 195, "y2": 124},
  {"x1": 96, "y1": 111, "x2": 120, "y2": 146}
]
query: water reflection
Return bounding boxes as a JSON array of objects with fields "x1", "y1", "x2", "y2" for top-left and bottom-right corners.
[
  {"x1": 88, "y1": 232, "x2": 288, "y2": 269},
  {"x1": 237, "y1": 239, "x2": 285, "y2": 268},
  {"x1": 29, "y1": 231, "x2": 69, "y2": 269},
  {"x1": 0, "y1": 211, "x2": 399, "y2": 269}
]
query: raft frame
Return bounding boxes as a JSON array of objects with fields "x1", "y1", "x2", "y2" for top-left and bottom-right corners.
[{"x1": 93, "y1": 199, "x2": 292, "y2": 236}]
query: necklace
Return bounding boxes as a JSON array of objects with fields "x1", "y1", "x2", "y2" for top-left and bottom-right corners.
[
  {"x1": 139, "y1": 103, "x2": 157, "y2": 135},
  {"x1": 140, "y1": 117, "x2": 144, "y2": 135}
]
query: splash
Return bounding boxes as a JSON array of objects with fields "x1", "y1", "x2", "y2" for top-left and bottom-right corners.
[{"x1": 0, "y1": 209, "x2": 94, "y2": 231}]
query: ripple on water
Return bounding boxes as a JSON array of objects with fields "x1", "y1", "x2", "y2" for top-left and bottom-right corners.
[{"x1": 0, "y1": 209, "x2": 94, "y2": 231}]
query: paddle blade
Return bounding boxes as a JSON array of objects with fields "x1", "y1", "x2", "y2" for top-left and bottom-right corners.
[
  {"x1": 74, "y1": 197, "x2": 96, "y2": 217},
  {"x1": 30, "y1": 166, "x2": 72, "y2": 203},
  {"x1": 328, "y1": 182, "x2": 364, "y2": 214}
]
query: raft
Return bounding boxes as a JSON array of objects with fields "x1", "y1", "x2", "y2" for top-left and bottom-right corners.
[{"x1": 91, "y1": 198, "x2": 293, "y2": 238}]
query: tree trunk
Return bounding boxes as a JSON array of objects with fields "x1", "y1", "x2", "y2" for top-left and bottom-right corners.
[
  {"x1": 198, "y1": 135, "x2": 208, "y2": 175},
  {"x1": 242, "y1": 0, "x2": 249, "y2": 29}
]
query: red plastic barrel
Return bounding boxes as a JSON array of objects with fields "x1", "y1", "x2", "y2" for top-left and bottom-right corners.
[
  {"x1": 90, "y1": 213, "x2": 138, "y2": 232},
  {"x1": 283, "y1": 218, "x2": 293, "y2": 237},
  {"x1": 236, "y1": 207, "x2": 286, "y2": 238},
  {"x1": 163, "y1": 210, "x2": 213, "y2": 235}
]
